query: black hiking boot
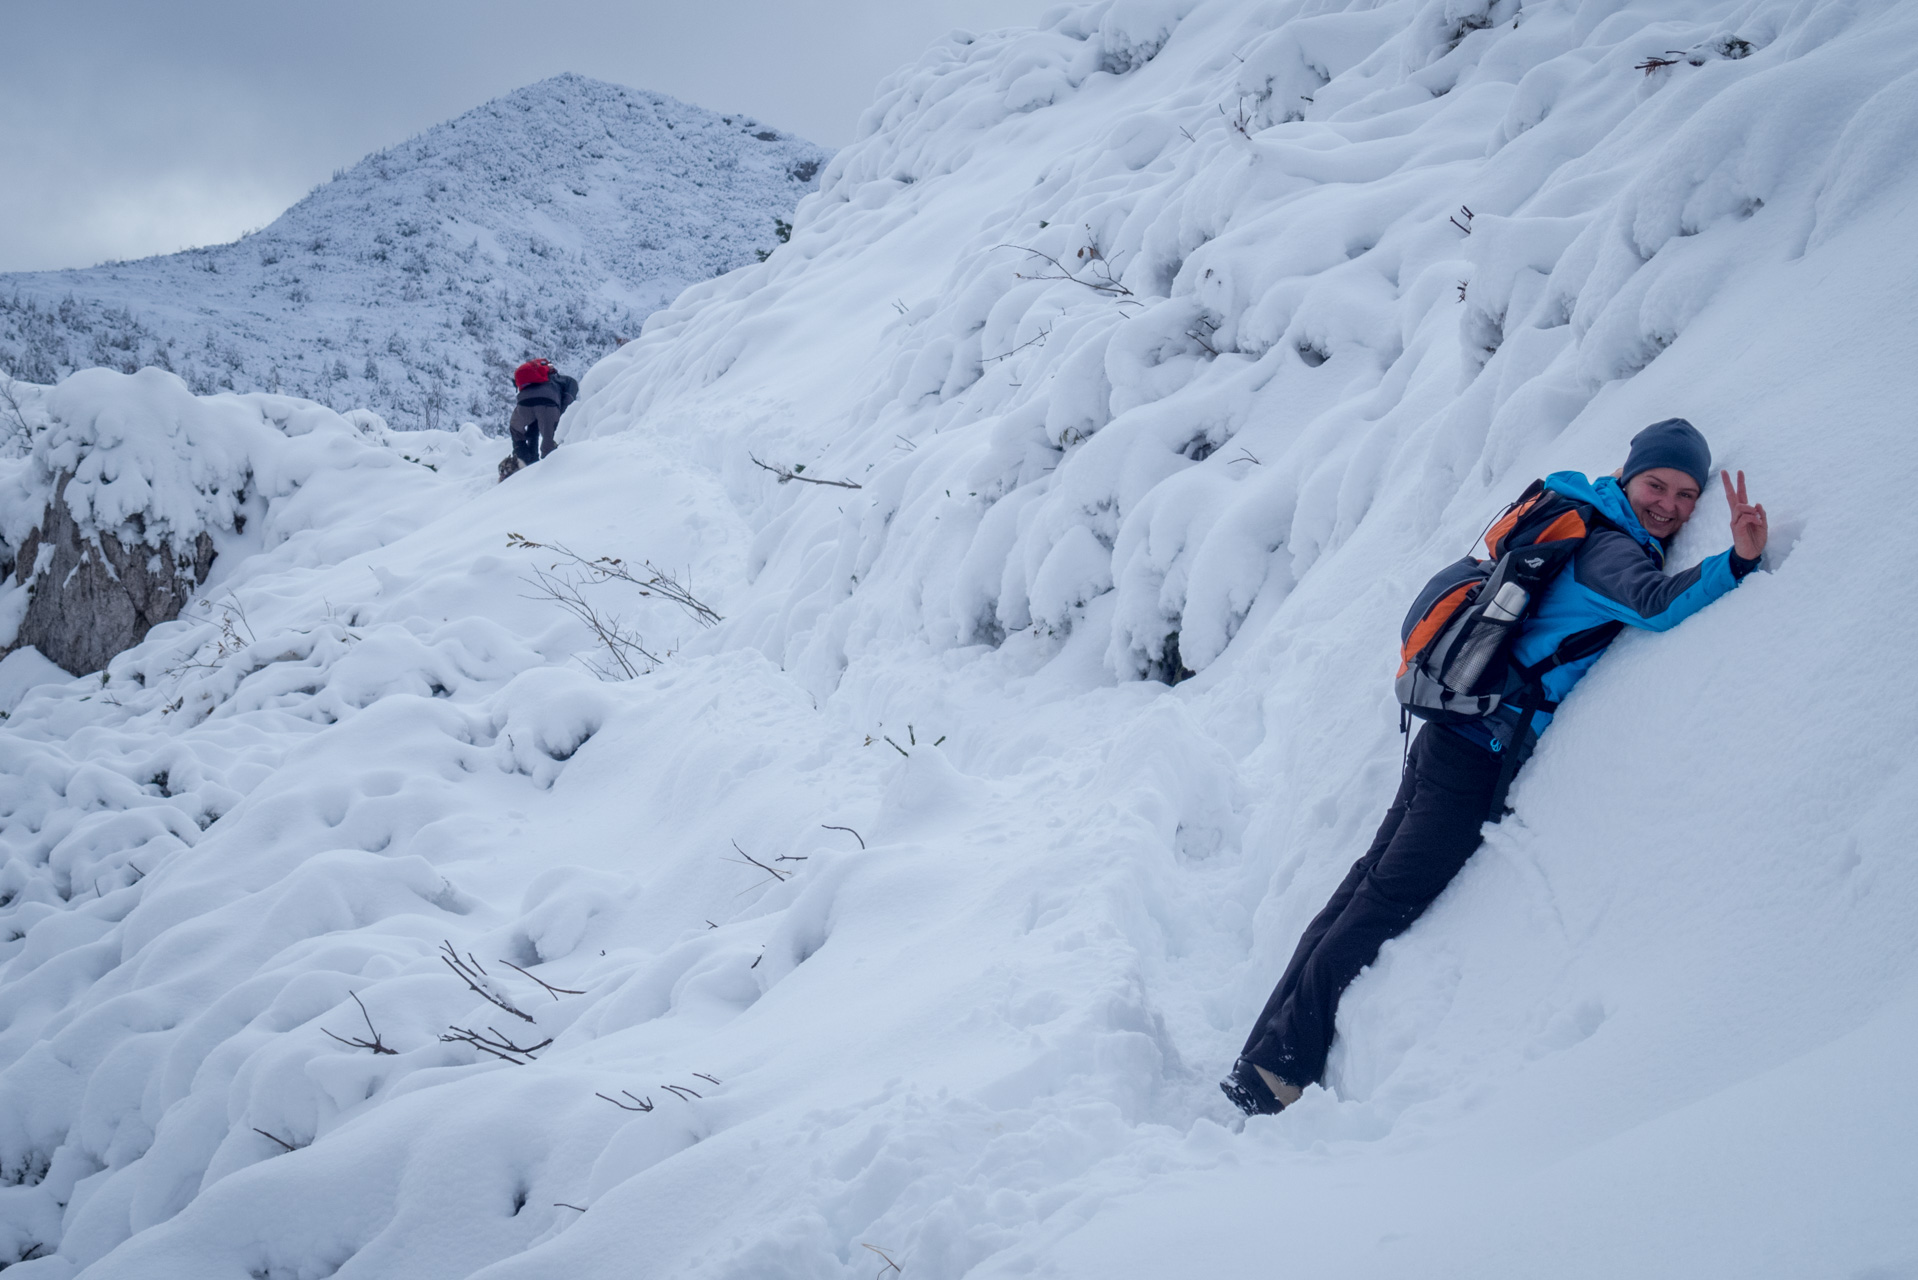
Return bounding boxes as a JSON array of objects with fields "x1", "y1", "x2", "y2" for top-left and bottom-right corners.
[{"x1": 1220, "y1": 1057, "x2": 1299, "y2": 1116}]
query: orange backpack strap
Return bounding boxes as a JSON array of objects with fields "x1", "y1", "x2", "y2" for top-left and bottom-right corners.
[{"x1": 1483, "y1": 478, "x2": 1546, "y2": 558}]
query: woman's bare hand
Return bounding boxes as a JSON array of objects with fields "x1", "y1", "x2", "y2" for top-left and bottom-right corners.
[{"x1": 1721, "y1": 469, "x2": 1767, "y2": 560}]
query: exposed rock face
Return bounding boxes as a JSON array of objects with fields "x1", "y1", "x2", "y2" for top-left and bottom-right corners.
[{"x1": 12, "y1": 475, "x2": 215, "y2": 675}]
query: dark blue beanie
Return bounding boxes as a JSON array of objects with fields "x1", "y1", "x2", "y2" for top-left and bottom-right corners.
[{"x1": 1622, "y1": 418, "x2": 1712, "y2": 490}]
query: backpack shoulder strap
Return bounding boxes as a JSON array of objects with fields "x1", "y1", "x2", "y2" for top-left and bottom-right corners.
[
  {"x1": 1491, "y1": 617, "x2": 1624, "y2": 815},
  {"x1": 1481, "y1": 479, "x2": 1546, "y2": 558},
  {"x1": 1511, "y1": 619, "x2": 1625, "y2": 690}
]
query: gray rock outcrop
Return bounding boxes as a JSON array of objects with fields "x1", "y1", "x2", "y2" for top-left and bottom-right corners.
[{"x1": 11, "y1": 475, "x2": 215, "y2": 675}]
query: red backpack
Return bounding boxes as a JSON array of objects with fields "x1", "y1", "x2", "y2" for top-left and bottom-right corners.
[{"x1": 514, "y1": 359, "x2": 555, "y2": 389}]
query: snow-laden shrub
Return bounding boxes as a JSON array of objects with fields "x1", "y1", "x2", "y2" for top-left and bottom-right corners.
[
  {"x1": 0, "y1": 368, "x2": 489, "y2": 672},
  {"x1": 576, "y1": 0, "x2": 1917, "y2": 689}
]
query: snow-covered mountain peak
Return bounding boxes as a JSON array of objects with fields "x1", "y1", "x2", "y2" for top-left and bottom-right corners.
[{"x1": 0, "y1": 74, "x2": 828, "y2": 430}]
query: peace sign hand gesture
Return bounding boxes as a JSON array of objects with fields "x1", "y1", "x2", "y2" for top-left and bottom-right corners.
[{"x1": 1721, "y1": 469, "x2": 1767, "y2": 560}]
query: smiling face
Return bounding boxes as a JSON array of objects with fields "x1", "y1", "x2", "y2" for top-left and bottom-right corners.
[{"x1": 1622, "y1": 466, "x2": 1701, "y2": 540}]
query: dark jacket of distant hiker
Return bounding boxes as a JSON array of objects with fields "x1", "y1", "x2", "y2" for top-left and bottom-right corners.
[{"x1": 509, "y1": 360, "x2": 578, "y2": 465}]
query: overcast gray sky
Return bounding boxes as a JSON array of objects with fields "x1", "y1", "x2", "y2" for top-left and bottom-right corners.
[{"x1": 1, "y1": 0, "x2": 1057, "y2": 274}]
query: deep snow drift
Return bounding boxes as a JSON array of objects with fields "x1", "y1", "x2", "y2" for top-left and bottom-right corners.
[
  {"x1": 0, "y1": 75, "x2": 827, "y2": 431},
  {"x1": 4, "y1": 1, "x2": 1918, "y2": 1277}
]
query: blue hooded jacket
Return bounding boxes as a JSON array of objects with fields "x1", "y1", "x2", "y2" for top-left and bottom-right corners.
[{"x1": 1453, "y1": 470, "x2": 1753, "y2": 753}]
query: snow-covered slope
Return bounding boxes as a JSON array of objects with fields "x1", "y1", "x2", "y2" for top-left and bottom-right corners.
[
  {"x1": 5, "y1": 2, "x2": 1918, "y2": 1277},
  {"x1": 0, "y1": 75, "x2": 827, "y2": 431}
]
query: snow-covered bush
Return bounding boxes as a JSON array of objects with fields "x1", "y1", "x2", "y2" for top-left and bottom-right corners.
[
  {"x1": 0, "y1": 367, "x2": 491, "y2": 673},
  {"x1": 577, "y1": 0, "x2": 1907, "y2": 690}
]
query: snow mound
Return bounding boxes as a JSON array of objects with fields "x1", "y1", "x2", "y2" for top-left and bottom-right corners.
[
  {"x1": 4, "y1": 2, "x2": 1918, "y2": 1278},
  {"x1": 0, "y1": 648, "x2": 67, "y2": 715},
  {"x1": 0, "y1": 367, "x2": 495, "y2": 672},
  {"x1": 0, "y1": 75, "x2": 828, "y2": 431}
]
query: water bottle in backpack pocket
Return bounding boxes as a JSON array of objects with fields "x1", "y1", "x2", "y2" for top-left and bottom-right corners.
[{"x1": 1394, "y1": 479, "x2": 1606, "y2": 725}]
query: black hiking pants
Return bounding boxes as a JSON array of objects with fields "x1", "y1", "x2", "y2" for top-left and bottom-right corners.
[
  {"x1": 510, "y1": 404, "x2": 560, "y2": 465},
  {"x1": 1238, "y1": 725, "x2": 1503, "y2": 1089}
]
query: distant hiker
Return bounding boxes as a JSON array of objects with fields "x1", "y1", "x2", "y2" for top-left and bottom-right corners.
[
  {"x1": 1222, "y1": 419, "x2": 1769, "y2": 1116},
  {"x1": 507, "y1": 358, "x2": 578, "y2": 471}
]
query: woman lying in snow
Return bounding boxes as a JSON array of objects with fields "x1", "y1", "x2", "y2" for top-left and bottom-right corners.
[{"x1": 1223, "y1": 419, "x2": 1770, "y2": 1116}]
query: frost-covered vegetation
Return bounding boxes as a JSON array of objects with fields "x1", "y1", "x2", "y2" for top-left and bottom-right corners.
[
  {"x1": 589, "y1": 0, "x2": 1904, "y2": 686},
  {"x1": 3, "y1": 1, "x2": 1917, "y2": 1277},
  {"x1": 0, "y1": 369, "x2": 494, "y2": 673},
  {"x1": 0, "y1": 75, "x2": 827, "y2": 432}
]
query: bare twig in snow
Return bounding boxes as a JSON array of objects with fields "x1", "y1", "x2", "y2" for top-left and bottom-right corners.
[
  {"x1": 748, "y1": 454, "x2": 863, "y2": 489},
  {"x1": 508, "y1": 533, "x2": 721, "y2": 625},
  {"x1": 661, "y1": 1083, "x2": 703, "y2": 1101},
  {"x1": 205, "y1": 592, "x2": 257, "y2": 645},
  {"x1": 693, "y1": 1072, "x2": 723, "y2": 1085},
  {"x1": 862, "y1": 1243, "x2": 904, "y2": 1276},
  {"x1": 1229, "y1": 448, "x2": 1261, "y2": 466},
  {"x1": 254, "y1": 1128, "x2": 299, "y2": 1153},
  {"x1": 554, "y1": 1202, "x2": 588, "y2": 1212},
  {"x1": 996, "y1": 240, "x2": 1137, "y2": 300},
  {"x1": 507, "y1": 533, "x2": 721, "y2": 679},
  {"x1": 1221, "y1": 96, "x2": 1255, "y2": 138},
  {"x1": 440, "y1": 1025, "x2": 552, "y2": 1064},
  {"x1": 440, "y1": 940, "x2": 535, "y2": 1024},
  {"x1": 596, "y1": 1090, "x2": 655, "y2": 1112},
  {"x1": 518, "y1": 562, "x2": 661, "y2": 679},
  {"x1": 883, "y1": 735, "x2": 910, "y2": 758},
  {"x1": 982, "y1": 324, "x2": 1052, "y2": 364},
  {"x1": 498, "y1": 959, "x2": 584, "y2": 999},
  {"x1": 821, "y1": 824, "x2": 867, "y2": 849},
  {"x1": 321, "y1": 990, "x2": 398, "y2": 1054},
  {"x1": 727, "y1": 840, "x2": 788, "y2": 883},
  {"x1": 168, "y1": 595, "x2": 260, "y2": 675}
]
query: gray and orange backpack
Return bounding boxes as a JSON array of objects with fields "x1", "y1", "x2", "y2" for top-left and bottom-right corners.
[{"x1": 1395, "y1": 479, "x2": 1624, "y2": 729}]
